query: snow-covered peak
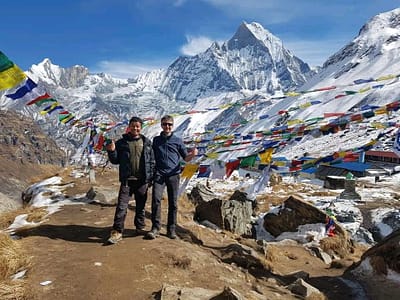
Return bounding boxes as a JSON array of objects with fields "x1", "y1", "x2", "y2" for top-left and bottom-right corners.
[
  {"x1": 357, "y1": 8, "x2": 400, "y2": 49},
  {"x1": 227, "y1": 22, "x2": 283, "y2": 57},
  {"x1": 26, "y1": 58, "x2": 90, "y2": 88}
]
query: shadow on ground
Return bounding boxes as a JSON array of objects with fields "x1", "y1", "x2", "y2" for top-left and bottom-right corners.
[{"x1": 17, "y1": 224, "x2": 110, "y2": 244}]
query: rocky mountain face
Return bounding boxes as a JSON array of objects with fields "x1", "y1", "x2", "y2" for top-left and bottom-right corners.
[
  {"x1": 0, "y1": 110, "x2": 65, "y2": 213},
  {"x1": 0, "y1": 110, "x2": 65, "y2": 165},
  {"x1": 158, "y1": 22, "x2": 313, "y2": 101}
]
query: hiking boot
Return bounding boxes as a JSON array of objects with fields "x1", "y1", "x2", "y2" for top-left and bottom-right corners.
[
  {"x1": 145, "y1": 229, "x2": 159, "y2": 240},
  {"x1": 167, "y1": 230, "x2": 177, "y2": 240},
  {"x1": 108, "y1": 230, "x2": 122, "y2": 244}
]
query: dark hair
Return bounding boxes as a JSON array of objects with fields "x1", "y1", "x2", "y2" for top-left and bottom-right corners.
[
  {"x1": 129, "y1": 116, "x2": 143, "y2": 126},
  {"x1": 161, "y1": 115, "x2": 174, "y2": 123}
]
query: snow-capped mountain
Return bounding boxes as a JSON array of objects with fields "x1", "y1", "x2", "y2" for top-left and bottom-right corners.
[
  {"x1": 1, "y1": 9, "x2": 400, "y2": 162},
  {"x1": 157, "y1": 22, "x2": 313, "y2": 101}
]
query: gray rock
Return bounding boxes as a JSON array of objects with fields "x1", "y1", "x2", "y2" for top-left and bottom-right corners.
[
  {"x1": 309, "y1": 246, "x2": 332, "y2": 265},
  {"x1": 339, "y1": 179, "x2": 361, "y2": 200},
  {"x1": 194, "y1": 197, "x2": 252, "y2": 235},
  {"x1": 189, "y1": 183, "x2": 216, "y2": 204},
  {"x1": 287, "y1": 278, "x2": 323, "y2": 298}
]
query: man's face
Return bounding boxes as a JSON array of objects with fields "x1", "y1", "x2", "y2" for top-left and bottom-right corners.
[
  {"x1": 161, "y1": 119, "x2": 174, "y2": 135},
  {"x1": 129, "y1": 121, "x2": 142, "y2": 137}
]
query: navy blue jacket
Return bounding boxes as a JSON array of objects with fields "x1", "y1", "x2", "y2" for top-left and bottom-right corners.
[
  {"x1": 107, "y1": 133, "x2": 155, "y2": 183},
  {"x1": 152, "y1": 133, "x2": 188, "y2": 176}
]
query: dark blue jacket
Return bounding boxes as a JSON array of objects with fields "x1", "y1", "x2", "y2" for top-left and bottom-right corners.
[
  {"x1": 107, "y1": 133, "x2": 155, "y2": 183},
  {"x1": 152, "y1": 133, "x2": 188, "y2": 176}
]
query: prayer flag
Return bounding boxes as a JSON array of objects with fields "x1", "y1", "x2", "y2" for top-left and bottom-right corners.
[
  {"x1": 259, "y1": 148, "x2": 273, "y2": 164},
  {"x1": 0, "y1": 64, "x2": 26, "y2": 90},
  {"x1": 0, "y1": 51, "x2": 14, "y2": 72},
  {"x1": 26, "y1": 92, "x2": 56, "y2": 106},
  {"x1": 225, "y1": 159, "x2": 240, "y2": 178},
  {"x1": 5, "y1": 77, "x2": 37, "y2": 100},
  {"x1": 181, "y1": 163, "x2": 198, "y2": 179}
]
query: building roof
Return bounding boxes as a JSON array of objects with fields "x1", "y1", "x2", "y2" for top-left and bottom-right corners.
[
  {"x1": 329, "y1": 162, "x2": 371, "y2": 172},
  {"x1": 366, "y1": 150, "x2": 398, "y2": 159}
]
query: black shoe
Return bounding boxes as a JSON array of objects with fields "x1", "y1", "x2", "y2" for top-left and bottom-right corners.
[
  {"x1": 167, "y1": 230, "x2": 177, "y2": 239},
  {"x1": 145, "y1": 229, "x2": 159, "y2": 240}
]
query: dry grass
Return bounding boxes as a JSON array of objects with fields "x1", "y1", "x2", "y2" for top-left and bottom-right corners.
[
  {"x1": 0, "y1": 280, "x2": 33, "y2": 300},
  {"x1": 0, "y1": 232, "x2": 32, "y2": 300},
  {"x1": 0, "y1": 233, "x2": 32, "y2": 280},
  {"x1": 0, "y1": 207, "x2": 48, "y2": 231},
  {"x1": 306, "y1": 292, "x2": 327, "y2": 300},
  {"x1": 319, "y1": 235, "x2": 352, "y2": 258}
]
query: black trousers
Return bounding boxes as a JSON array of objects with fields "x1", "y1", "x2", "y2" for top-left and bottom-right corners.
[
  {"x1": 112, "y1": 180, "x2": 148, "y2": 233},
  {"x1": 151, "y1": 174, "x2": 180, "y2": 232}
]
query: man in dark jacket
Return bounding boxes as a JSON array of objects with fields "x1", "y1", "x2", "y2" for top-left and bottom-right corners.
[
  {"x1": 146, "y1": 115, "x2": 197, "y2": 240},
  {"x1": 106, "y1": 116, "x2": 155, "y2": 244}
]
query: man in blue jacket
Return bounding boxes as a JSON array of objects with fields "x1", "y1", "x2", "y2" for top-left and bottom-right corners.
[
  {"x1": 146, "y1": 115, "x2": 197, "y2": 239},
  {"x1": 106, "y1": 116, "x2": 155, "y2": 244}
]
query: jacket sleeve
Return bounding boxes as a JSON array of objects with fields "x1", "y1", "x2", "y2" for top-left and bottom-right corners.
[
  {"x1": 148, "y1": 142, "x2": 156, "y2": 182},
  {"x1": 107, "y1": 149, "x2": 119, "y2": 164}
]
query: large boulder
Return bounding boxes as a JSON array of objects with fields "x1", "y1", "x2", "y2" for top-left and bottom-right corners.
[
  {"x1": 263, "y1": 196, "x2": 353, "y2": 257},
  {"x1": 263, "y1": 195, "x2": 329, "y2": 237},
  {"x1": 188, "y1": 183, "x2": 216, "y2": 204},
  {"x1": 194, "y1": 195, "x2": 253, "y2": 235},
  {"x1": 346, "y1": 229, "x2": 400, "y2": 299}
]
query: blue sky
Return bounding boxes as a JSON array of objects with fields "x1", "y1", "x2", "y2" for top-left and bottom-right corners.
[{"x1": 2, "y1": 0, "x2": 400, "y2": 78}]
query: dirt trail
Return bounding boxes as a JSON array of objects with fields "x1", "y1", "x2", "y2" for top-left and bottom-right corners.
[{"x1": 15, "y1": 169, "x2": 361, "y2": 299}]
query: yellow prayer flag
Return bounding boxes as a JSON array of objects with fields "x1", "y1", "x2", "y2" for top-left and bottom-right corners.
[
  {"x1": 285, "y1": 91, "x2": 301, "y2": 97},
  {"x1": 0, "y1": 64, "x2": 26, "y2": 90},
  {"x1": 374, "y1": 107, "x2": 387, "y2": 115},
  {"x1": 181, "y1": 164, "x2": 199, "y2": 179},
  {"x1": 376, "y1": 74, "x2": 396, "y2": 81},
  {"x1": 287, "y1": 119, "x2": 302, "y2": 126},
  {"x1": 272, "y1": 160, "x2": 286, "y2": 167},
  {"x1": 358, "y1": 87, "x2": 371, "y2": 93},
  {"x1": 259, "y1": 148, "x2": 273, "y2": 164},
  {"x1": 371, "y1": 122, "x2": 385, "y2": 129},
  {"x1": 299, "y1": 102, "x2": 311, "y2": 109},
  {"x1": 40, "y1": 102, "x2": 59, "y2": 115},
  {"x1": 61, "y1": 114, "x2": 75, "y2": 124},
  {"x1": 206, "y1": 152, "x2": 219, "y2": 159}
]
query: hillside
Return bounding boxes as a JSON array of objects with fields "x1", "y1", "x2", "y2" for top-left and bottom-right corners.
[{"x1": 0, "y1": 110, "x2": 65, "y2": 213}]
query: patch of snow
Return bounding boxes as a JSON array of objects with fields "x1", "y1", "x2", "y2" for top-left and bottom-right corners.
[{"x1": 275, "y1": 223, "x2": 326, "y2": 244}]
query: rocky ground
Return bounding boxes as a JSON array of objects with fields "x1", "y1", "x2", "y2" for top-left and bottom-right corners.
[{"x1": 5, "y1": 167, "x2": 372, "y2": 300}]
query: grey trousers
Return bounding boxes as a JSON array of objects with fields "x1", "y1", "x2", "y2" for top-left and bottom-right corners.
[
  {"x1": 151, "y1": 174, "x2": 180, "y2": 232},
  {"x1": 112, "y1": 180, "x2": 148, "y2": 233}
]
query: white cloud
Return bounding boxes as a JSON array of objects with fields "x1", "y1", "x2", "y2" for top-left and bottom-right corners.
[
  {"x1": 180, "y1": 35, "x2": 214, "y2": 56},
  {"x1": 93, "y1": 60, "x2": 166, "y2": 78}
]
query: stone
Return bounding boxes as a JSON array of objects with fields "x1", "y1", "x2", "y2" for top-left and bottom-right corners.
[
  {"x1": 287, "y1": 278, "x2": 323, "y2": 298},
  {"x1": 339, "y1": 179, "x2": 361, "y2": 200}
]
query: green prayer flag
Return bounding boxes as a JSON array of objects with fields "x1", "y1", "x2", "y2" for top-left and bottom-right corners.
[
  {"x1": 0, "y1": 52, "x2": 14, "y2": 73},
  {"x1": 239, "y1": 155, "x2": 257, "y2": 167}
]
